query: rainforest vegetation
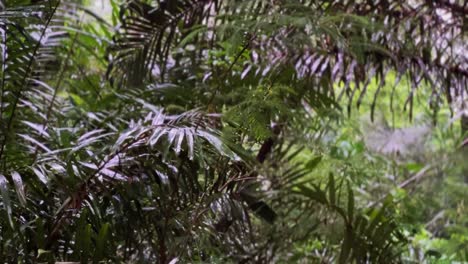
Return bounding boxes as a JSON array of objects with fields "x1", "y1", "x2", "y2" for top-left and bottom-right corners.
[{"x1": 0, "y1": 0, "x2": 467, "y2": 263}]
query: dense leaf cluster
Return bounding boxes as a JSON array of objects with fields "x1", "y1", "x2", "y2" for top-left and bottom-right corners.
[{"x1": 0, "y1": 0, "x2": 466, "y2": 263}]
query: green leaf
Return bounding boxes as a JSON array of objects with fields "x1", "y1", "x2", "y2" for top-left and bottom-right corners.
[
  {"x1": 305, "y1": 156, "x2": 322, "y2": 170},
  {"x1": 177, "y1": 25, "x2": 207, "y2": 48},
  {"x1": 296, "y1": 185, "x2": 328, "y2": 205},
  {"x1": 406, "y1": 162, "x2": 424, "y2": 173},
  {"x1": 94, "y1": 222, "x2": 110, "y2": 261},
  {"x1": 69, "y1": 93, "x2": 86, "y2": 107},
  {"x1": 81, "y1": 224, "x2": 92, "y2": 262},
  {"x1": 37, "y1": 249, "x2": 51, "y2": 259},
  {"x1": 366, "y1": 206, "x2": 387, "y2": 236}
]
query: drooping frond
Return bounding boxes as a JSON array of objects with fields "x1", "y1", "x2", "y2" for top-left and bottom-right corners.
[
  {"x1": 235, "y1": 0, "x2": 467, "y2": 120},
  {"x1": 0, "y1": 0, "x2": 112, "y2": 172},
  {"x1": 109, "y1": 0, "x2": 467, "y2": 120},
  {"x1": 107, "y1": 0, "x2": 217, "y2": 86},
  {"x1": 0, "y1": 1, "x2": 62, "y2": 164}
]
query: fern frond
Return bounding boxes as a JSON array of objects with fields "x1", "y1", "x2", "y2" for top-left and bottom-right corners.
[{"x1": 107, "y1": 0, "x2": 216, "y2": 86}]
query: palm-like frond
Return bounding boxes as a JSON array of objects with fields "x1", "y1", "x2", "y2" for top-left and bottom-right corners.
[
  {"x1": 0, "y1": 1, "x2": 114, "y2": 261},
  {"x1": 24, "y1": 105, "x2": 275, "y2": 262},
  {"x1": 236, "y1": 0, "x2": 467, "y2": 119},
  {"x1": 0, "y1": 1, "x2": 61, "y2": 163},
  {"x1": 109, "y1": 0, "x2": 467, "y2": 120},
  {"x1": 0, "y1": 0, "x2": 465, "y2": 262},
  {"x1": 0, "y1": 1, "x2": 108, "y2": 167},
  {"x1": 107, "y1": 0, "x2": 216, "y2": 86},
  {"x1": 295, "y1": 177, "x2": 405, "y2": 263}
]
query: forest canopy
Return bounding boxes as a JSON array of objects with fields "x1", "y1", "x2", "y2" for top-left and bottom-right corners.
[{"x1": 0, "y1": 0, "x2": 467, "y2": 263}]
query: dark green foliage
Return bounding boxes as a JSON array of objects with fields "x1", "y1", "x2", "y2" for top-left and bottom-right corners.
[{"x1": 0, "y1": 0, "x2": 466, "y2": 263}]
